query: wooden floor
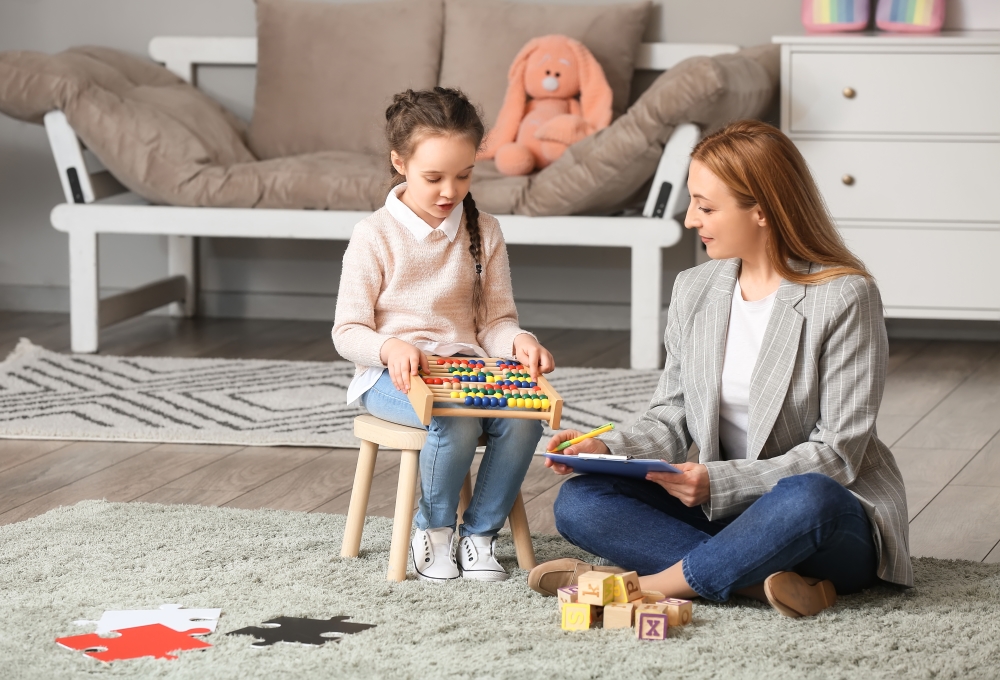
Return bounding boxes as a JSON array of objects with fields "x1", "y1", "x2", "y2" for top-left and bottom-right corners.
[{"x1": 1, "y1": 311, "x2": 999, "y2": 565}]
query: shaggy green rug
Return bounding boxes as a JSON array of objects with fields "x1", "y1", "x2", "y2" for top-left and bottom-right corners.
[{"x1": 1, "y1": 501, "x2": 997, "y2": 679}]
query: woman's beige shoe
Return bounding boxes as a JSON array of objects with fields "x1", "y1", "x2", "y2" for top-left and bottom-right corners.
[
  {"x1": 763, "y1": 572, "x2": 837, "y2": 618},
  {"x1": 527, "y1": 559, "x2": 628, "y2": 596},
  {"x1": 527, "y1": 558, "x2": 594, "y2": 596}
]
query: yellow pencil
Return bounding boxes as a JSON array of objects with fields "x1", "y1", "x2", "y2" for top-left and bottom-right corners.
[{"x1": 548, "y1": 423, "x2": 615, "y2": 453}]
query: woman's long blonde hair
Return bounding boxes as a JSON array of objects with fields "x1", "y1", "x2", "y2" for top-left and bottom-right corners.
[{"x1": 690, "y1": 120, "x2": 870, "y2": 284}]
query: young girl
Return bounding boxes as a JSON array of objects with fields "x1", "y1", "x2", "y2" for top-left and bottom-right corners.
[{"x1": 332, "y1": 87, "x2": 555, "y2": 583}]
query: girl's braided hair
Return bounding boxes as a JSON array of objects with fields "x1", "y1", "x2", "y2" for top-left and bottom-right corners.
[{"x1": 385, "y1": 87, "x2": 487, "y2": 326}]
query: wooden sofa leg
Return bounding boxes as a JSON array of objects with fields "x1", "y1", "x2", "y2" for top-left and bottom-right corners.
[
  {"x1": 69, "y1": 230, "x2": 100, "y2": 354},
  {"x1": 168, "y1": 234, "x2": 197, "y2": 318},
  {"x1": 630, "y1": 244, "x2": 663, "y2": 370}
]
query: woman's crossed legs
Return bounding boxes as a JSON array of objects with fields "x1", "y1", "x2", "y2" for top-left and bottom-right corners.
[{"x1": 553, "y1": 472, "x2": 878, "y2": 602}]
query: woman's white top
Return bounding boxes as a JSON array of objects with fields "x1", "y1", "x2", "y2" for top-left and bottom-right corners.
[
  {"x1": 718, "y1": 280, "x2": 777, "y2": 460},
  {"x1": 344, "y1": 184, "x2": 485, "y2": 406}
]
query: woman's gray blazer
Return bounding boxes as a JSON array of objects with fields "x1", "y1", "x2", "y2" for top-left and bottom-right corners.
[{"x1": 601, "y1": 258, "x2": 912, "y2": 587}]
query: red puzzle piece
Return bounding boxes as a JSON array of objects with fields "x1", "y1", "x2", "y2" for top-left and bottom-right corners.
[{"x1": 56, "y1": 623, "x2": 212, "y2": 662}]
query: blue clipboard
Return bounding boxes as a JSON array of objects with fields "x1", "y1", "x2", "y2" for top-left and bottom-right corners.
[{"x1": 543, "y1": 453, "x2": 681, "y2": 480}]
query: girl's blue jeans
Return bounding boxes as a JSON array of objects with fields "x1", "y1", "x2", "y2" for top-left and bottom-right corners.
[
  {"x1": 554, "y1": 472, "x2": 879, "y2": 602},
  {"x1": 361, "y1": 370, "x2": 542, "y2": 537}
]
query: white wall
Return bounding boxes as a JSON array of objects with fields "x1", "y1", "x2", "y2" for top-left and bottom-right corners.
[{"x1": 0, "y1": 0, "x2": 802, "y2": 328}]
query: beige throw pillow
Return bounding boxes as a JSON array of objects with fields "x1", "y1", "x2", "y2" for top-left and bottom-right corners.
[
  {"x1": 249, "y1": 0, "x2": 444, "y2": 160},
  {"x1": 439, "y1": 0, "x2": 651, "y2": 129}
]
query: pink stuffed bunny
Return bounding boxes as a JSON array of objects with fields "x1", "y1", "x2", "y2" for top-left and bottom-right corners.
[{"x1": 479, "y1": 35, "x2": 613, "y2": 176}]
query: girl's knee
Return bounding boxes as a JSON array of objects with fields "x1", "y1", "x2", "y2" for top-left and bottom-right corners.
[
  {"x1": 493, "y1": 417, "x2": 542, "y2": 439},
  {"x1": 429, "y1": 414, "x2": 481, "y2": 446}
]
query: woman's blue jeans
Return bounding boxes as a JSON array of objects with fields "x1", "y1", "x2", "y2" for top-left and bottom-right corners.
[
  {"x1": 554, "y1": 472, "x2": 879, "y2": 602},
  {"x1": 361, "y1": 370, "x2": 541, "y2": 537}
]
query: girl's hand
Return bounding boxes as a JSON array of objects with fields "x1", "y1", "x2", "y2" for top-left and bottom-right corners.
[
  {"x1": 646, "y1": 462, "x2": 710, "y2": 507},
  {"x1": 379, "y1": 338, "x2": 429, "y2": 393},
  {"x1": 513, "y1": 333, "x2": 555, "y2": 381},
  {"x1": 543, "y1": 429, "x2": 610, "y2": 475}
]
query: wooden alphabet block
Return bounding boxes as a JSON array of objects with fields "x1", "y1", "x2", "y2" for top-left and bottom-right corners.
[
  {"x1": 561, "y1": 603, "x2": 598, "y2": 631},
  {"x1": 557, "y1": 585, "x2": 578, "y2": 604},
  {"x1": 657, "y1": 598, "x2": 693, "y2": 626},
  {"x1": 635, "y1": 603, "x2": 667, "y2": 616},
  {"x1": 611, "y1": 571, "x2": 643, "y2": 603},
  {"x1": 635, "y1": 612, "x2": 669, "y2": 640},
  {"x1": 641, "y1": 590, "x2": 665, "y2": 604},
  {"x1": 602, "y1": 603, "x2": 635, "y2": 629},
  {"x1": 577, "y1": 571, "x2": 614, "y2": 606}
]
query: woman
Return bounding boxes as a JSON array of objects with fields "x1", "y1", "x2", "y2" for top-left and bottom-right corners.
[{"x1": 530, "y1": 120, "x2": 911, "y2": 617}]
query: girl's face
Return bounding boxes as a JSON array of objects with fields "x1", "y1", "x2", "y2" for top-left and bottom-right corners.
[
  {"x1": 684, "y1": 159, "x2": 768, "y2": 262},
  {"x1": 391, "y1": 133, "x2": 477, "y2": 227}
]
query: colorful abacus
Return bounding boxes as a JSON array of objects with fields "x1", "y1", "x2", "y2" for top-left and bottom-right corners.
[{"x1": 405, "y1": 356, "x2": 563, "y2": 428}]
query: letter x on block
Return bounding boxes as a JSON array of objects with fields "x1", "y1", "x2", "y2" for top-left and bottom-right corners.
[{"x1": 636, "y1": 612, "x2": 668, "y2": 641}]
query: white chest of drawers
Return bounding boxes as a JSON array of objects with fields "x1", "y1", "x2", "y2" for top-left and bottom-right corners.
[{"x1": 774, "y1": 33, "x2": 1000, "y2": 320}]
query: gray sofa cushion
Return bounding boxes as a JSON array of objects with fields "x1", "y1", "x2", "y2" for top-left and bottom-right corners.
[
  {"x1": 249, "y1": 0, "x2": 444, "y2": 160},
  {"x1": 0, "y1": 43, "x2": 778, "y2": 216}
]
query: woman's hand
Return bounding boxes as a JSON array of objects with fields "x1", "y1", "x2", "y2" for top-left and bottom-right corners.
[
  {"x1": 513, "y1": 333, "x2": 555, "y2": 381},
  {"x1": 379, "y1": 338, "x2": 429, "y2": 393},
  {"x1": 543, "y1": 429, "x2": 611, "y2": 475},
  {"x1": 647, "y1": 462, "x2": 710, "y2": 507}
]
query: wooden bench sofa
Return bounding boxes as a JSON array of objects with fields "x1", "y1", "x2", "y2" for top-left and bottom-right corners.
[{"x1": 44, "y1": 38, "x2": 741, "y2": 368}]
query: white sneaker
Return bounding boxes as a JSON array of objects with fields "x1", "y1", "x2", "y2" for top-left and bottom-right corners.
[
  {"x1": 458, "y1": 534, "x2": 509, "y2": 581},
  {"x1": 411, "y1": 527, "x2": 459, "y2": 582}
]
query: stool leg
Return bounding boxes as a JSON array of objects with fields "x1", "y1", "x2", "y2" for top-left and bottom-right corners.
[
  {"x1": 387, "y1": 448, "x2": 420, "y2": 582},
  {"x1": 508, "y1": 490, "x2": 536, "y2": 570},
  {"x1": 340, "y1": 440, "x2": 379, "y2": 558},
  {"x1": 457, "y1": 472, "x2": 473, "y2": 524}
]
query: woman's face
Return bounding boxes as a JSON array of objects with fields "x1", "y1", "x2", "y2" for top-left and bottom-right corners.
[
  {"x1": 391, "y1": 133, "x2": 477, "y2": 228},
  {"x1": 684, "y1": 159, "x2": 768, "y2": 262}
]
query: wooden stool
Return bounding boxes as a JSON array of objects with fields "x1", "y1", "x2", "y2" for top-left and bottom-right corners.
[{"x1": 341, "y1": 414, "x2": 537, "y2": 582}]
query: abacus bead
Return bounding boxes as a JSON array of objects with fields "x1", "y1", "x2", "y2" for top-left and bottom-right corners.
[
  {"x1": 460, "y1": 375, "x2": 468, "y2": 382},
  {"x1": 464, "y1": 396, "x2": 474, "y2": 405},
  {"x1": 532, "y1": 399, "x2": 542, "y2": 409},
  {"x1": 473, "y1": 397, "x2": 483, "y2": 406},
  {"x1": 530, "y1": 382, "x2": 537, "y2": 388},
  {"x1": 541, "y1": 399, "x2": 550, "y2": 409},
  {"x1": 437, "y1": 358, "x2": 445, "y2": 365},
  {"x1": 516, "y1": 398, "x2": 525, "y2": 408},
  {"x1": 489, "y1": 397, "x2": 498, "y2": 407},
  {"x1": 506, "y1": 397, "x2": 515, "y2": 407},
  {"x1": 451, "y1": 391, "x2": 459, "y2": 398}
]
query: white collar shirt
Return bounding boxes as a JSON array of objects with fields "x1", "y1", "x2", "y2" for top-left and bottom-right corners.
[{"x1": 385, "y1": 182, "x2": 464, "y2": 242}]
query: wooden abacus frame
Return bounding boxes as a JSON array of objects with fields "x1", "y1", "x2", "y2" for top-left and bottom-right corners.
[{"x1": 406, "y1": 356, "x2": 563, "y2": 429}]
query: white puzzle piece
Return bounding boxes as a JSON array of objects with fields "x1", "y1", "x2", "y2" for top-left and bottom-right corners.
[{"x1": 74, "y1": 604, "x2": 221, "y2": 635}]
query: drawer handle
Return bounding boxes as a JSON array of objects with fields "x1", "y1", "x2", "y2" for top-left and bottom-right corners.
[
  {"x1": 842, "y1": 87, "x2": 856, "y2": 99},
  {"x1": 842, "y1": 174, "x2": 855, "y2": 186}
]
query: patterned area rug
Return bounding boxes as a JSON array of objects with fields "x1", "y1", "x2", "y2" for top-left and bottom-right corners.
[{"x1": 0, "y1": 339, "x2": 661, "y2": 449}]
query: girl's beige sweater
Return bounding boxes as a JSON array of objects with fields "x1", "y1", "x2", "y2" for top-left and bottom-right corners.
[{"x1": 332, "y1": 206, "x2": 528, "y2": 372}]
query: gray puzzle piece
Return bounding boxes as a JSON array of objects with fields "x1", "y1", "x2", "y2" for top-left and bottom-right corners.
[{"x1": 227, "y1": 616, "x2": 375, "y2": 647}]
